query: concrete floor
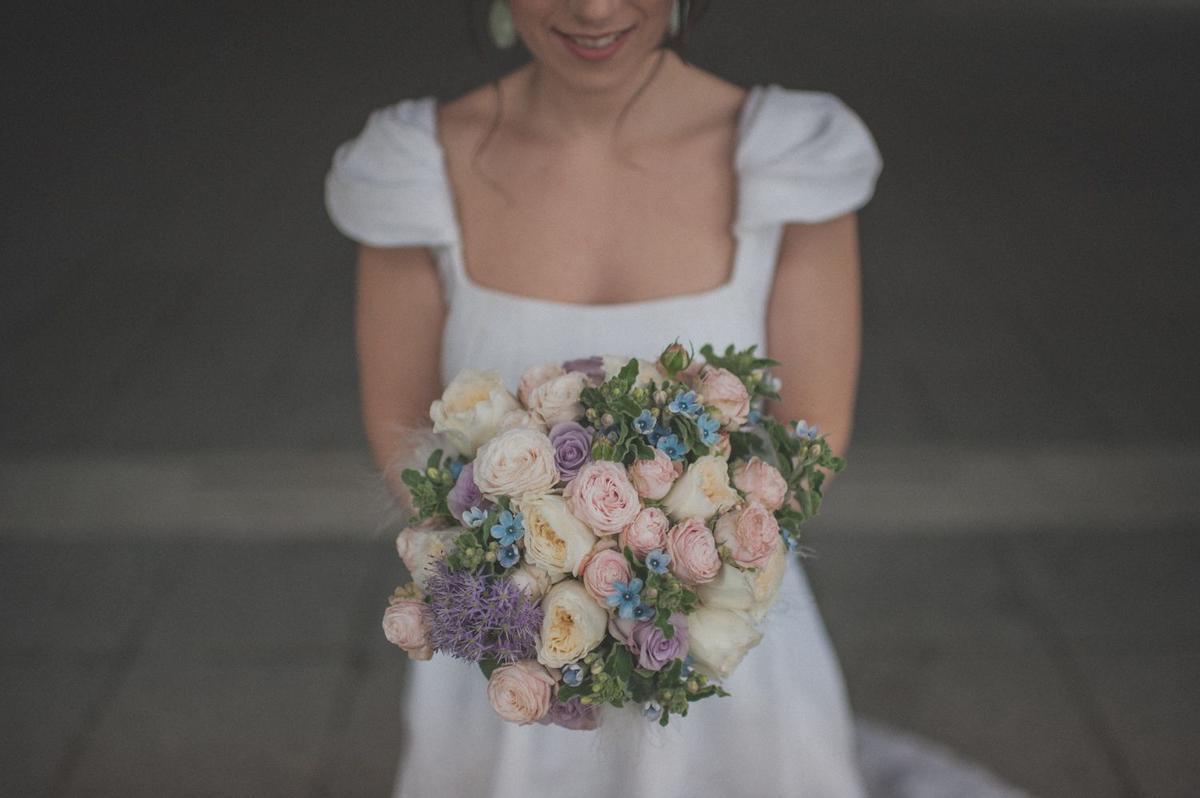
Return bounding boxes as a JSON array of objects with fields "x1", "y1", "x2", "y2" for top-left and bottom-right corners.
[{"x1": 2, "y1": 1, "x2": 1198, "y2": 796}]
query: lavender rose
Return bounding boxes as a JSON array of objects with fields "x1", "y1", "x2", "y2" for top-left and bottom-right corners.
[
  {"x1": 543, "y1": 696, "x2": 603, "y2": 731},
  {"x1": 630, "y1": 613, "x2": 690, "y2": 671},
  {"x1": 447, "y1": 462, "x2": 486, "y2": 523},
  {"x1": 548, "y1": 421, "x2": 593, "y2": 483},
  {"x1": 562, "y1": 356, "x2": 606, "y2": 384}
]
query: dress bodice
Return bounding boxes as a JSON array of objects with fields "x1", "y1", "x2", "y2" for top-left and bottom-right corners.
[{"x1": 325, "y1": 83, "x2": 883, "y2": 390}]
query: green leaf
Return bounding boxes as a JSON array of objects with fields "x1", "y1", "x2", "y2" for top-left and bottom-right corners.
[
  {"x1": 610, "y1": 645, "x2": 633, "y2": 684},
  {"x1": 478, "y1": 658, "x2": 499, "y2": 679}
]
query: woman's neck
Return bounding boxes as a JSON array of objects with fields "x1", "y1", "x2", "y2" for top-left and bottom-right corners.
[{"x1": 512, "y1": 48, "x2": 685, "y2": 143}]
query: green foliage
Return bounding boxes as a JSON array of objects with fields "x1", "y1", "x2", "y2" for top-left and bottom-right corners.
[
  {"x1": 699, "y1": 343, "x2": 781, "y2": 401},
  {"x1": 400, "y1": 449, "x2": 460, "y2": 523}
]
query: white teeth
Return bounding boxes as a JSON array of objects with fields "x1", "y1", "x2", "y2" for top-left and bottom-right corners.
[{"x1": 569, "y1": 32, "x2": 620, "y2": 48}]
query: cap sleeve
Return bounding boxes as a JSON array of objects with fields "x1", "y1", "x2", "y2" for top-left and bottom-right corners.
[
  {"x1": 324, "y1": 97, "x2": 457, "y2": 248},
  {"x1": 736, "y1": 85, "x2": 883, "y2": 228}
]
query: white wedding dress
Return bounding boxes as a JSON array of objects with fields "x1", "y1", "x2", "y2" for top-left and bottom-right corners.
[{"x1": 326, "y1": 84, "x2": 1031, "y2": 798}]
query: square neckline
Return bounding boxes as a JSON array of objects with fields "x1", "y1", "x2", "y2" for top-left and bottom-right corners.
[{"x1": 428, "y1": 84, "x2": 765, "y2": 312}]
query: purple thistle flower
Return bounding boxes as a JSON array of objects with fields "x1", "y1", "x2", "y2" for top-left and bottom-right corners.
[{"x1": 424, "y1": 562, "x2": 543, "y2": 663}]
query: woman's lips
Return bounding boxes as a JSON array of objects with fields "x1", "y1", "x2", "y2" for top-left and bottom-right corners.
[{"x1": 554, "y1": 26, "x2": 635, "y2": 62}]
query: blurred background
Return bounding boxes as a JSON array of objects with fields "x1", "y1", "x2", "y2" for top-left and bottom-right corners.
[{"x1": 2, "y1": 1, "x2": 1198, "y2": 796}]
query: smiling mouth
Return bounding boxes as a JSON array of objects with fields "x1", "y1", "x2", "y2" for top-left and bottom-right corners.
[{"x1": 554, "y1": 25, "x2": 636, "y2": 49}]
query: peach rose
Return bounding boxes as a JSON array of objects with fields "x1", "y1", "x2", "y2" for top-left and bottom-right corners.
[
  {"x1": 619, "y1": 507, "x2": 670, "y2": 559},
  {"x1": 565, "y1": 461, "x2": 642, "y2": 535},
  {"x1": 487, "y1": 660, "x2": 556, "y2": 725},
  {"x1": 518, "y1": 362, "x2": 565, "y2": 408},
  {"x1": 627, "y1": 449, "x2": 683, "y2": 500},
  {"x1": 508, "y1": 563, "x2": 554, "y2": 599},
  {"x1": 732, "y1": 456, "x2": 788, "y2": 511},
  {"x1": 698, "y1": 365, "x2": 751, "y2": 429},
  {"x1": 538, "y1": 580, "x2": 608, "y2": 668},
  {"x1": 666, "y1": 517, "x2": 722, "y2": 584},
  {"x1": 473, "y1": 427, "x2": 560, "y2": 500},
  {"x1": 382, "y1": 599, "x2": 434, "y2": 660},
  {"x1": 713, "y1": 501, "x2": 783, "y2": 569},
  {"x1": 580, "y1": 547, "x2": 633, "y2": 606}
]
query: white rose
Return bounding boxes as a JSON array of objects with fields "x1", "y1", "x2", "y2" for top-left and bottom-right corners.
[
  {"x1": 394, "y1": 525, "x2": 463, "y2": 591},
  {"x1": 662, "y1": 454, "x2": 740, "y2": 521},
  {"x1": 696, "y1": 544, "x2": 788, "y2": 623},
  {"x1": 601, "y1": 355, "x2": 664, "y2": 387},
  {"x1": 517, "y1": 494, "x2": 597, "y2": 577},
  {"x1": 473, "y1": 428, "x2": 560, "y2": 500},
  {"x1": 518, "y1": 362, "x2": 565, "y2": 408},
  {"x1": 537, "y1": 580, "x2": 608, "y2": 669},
  {"x1": 429, "y1": 370, "x2": 521, "y2": 456},
  {"x1": 498, "y1": 408, "x2": 548, "y2": 434},
  {"x1": 527, "y1": 372, "x2": 589, "y2": 427},
  {"x1": 507, "y1": 563, "x2": 554, "y2": 599},
  {"x1": 686, "y1": 607, "x2": 764, "y2": 681}
]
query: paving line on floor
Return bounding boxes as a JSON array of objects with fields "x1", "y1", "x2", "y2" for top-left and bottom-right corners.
[{"x1": 1, "y1": 445, "x2": 1196, "y2": 539}]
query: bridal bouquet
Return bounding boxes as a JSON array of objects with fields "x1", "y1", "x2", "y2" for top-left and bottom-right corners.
[{"x1": 382, "y1": 342, "x2": 843, "y2": 729}]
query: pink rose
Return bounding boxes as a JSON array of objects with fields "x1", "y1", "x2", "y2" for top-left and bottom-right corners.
[
  {"x1": 698, "y1": 365, "x2": 751, "y2": 429},
  {"x1": 713, "y1": 501, "x2": 782, "y2": 569},
  {"x1": 732, "y1": 456, "x2": 789, "y2": 511},
  {"x1": 487, "y1": 660, "x2": 556, "y2": 725},
  {"x1": 627, "y1": 449, "x2": 683, "y2": 500},
  {"x1": 665, "y1": 517, "x2": 721, "y2": 584},
  {"x1": 382, "y1": 600, "x2": 434, "y2": 660},
  {"x1": 581, "y1": 548, "x2": 633, "y2": 605},
  {"x1": 564, "y1": 461, "x2": 642, "y2": 535},
  {"x1": 619, "y1": 507, "x2": 670, "y2": 559},
  {"x1": 518, "y1": 362, "x2": 565, "y2": 408}
]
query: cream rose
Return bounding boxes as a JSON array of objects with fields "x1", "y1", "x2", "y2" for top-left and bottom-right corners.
[
  {"x1": 538, "y1": 580, "x2": 608, "y2": 669},
  {"x1": 518, "y1": 362, "x2": 565, "y2": 408},
  {"x1": 498, "y1": 408, "x2": 548, "y2": 434},
  {"x1": 733, "y1": 456, "x2": 788, "y2": 511},
  {"x1": 517, "y1": 494, "x2": 597, "y2": 577},
  {"x1": 527, "y1": 372, "x2": 589, "y2": 427},
  {"x1": 580, "y1": 546, "x2": 633, "y2": 606},
  {"x1": 619, "y1": 507, "x2": 670, "y2": 559},
  {"x1": 665, "y1": 517, "x2": 722, "y2": 584},
  {"x1": 429, "y1": 369, "x2": 521, "y2": 456},
  {"x1": 627, "y1": 448, "x2": 682, "y2": 500},
  {"x1": 394, "y1": 524, "x2": 463, "y2": 591},
  {"x1": 713, "y1": 501, "x2": 783, "y2": 569},
  {"x1": 565, "y1": 461, "x2": 642, "y2": 535},
  {"x1": 486, "y1": 660, "x2": 556, "y2": 725},
  {"x1": 507, "y1": 563, "x2": 554, "y2": 599},
  {"x1": 698, "y1": 365, "x2": 751, "y2": 429},
  {"x1": 473, "y1": 427, "x2": 560, "y2": 500},
  {"x1": 662, "y1": 455, "x2": 739, "y2": 521},
  {"x1": 696, "y1": 544, "x2": 788, "y2": 623},
  {"x1": 687, "y1": 607, "x2": 764, "y2": 680},
  {"x1": 382, "y1": 599, "x2": 434, "y2": 660}
]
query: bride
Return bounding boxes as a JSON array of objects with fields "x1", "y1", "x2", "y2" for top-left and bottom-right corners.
[{"x1": 327, "y1": 1, "x2": 1030, "y2": 796}]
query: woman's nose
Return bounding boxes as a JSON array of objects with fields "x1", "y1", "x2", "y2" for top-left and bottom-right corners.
[{"x1": 567, "y1": 0, "x2": 624, "y2": 25}]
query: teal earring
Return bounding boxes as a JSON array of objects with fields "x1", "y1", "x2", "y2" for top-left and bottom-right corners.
[{"x1": 488, "y1": 0, "x2": 517, "y2": 49}]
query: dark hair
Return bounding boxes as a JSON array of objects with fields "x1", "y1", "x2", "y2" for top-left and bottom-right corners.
[{"x1": 461, "y1": 1, "x2": 714, "y2": 196}]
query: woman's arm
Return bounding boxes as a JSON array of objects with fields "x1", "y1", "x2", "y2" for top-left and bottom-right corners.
[
  {"x1": 764, "y1": 212, "x2": 863, "y2": 469},
  {"x1": 355, "y1": 244, "x2": 446, "y2": 499}
]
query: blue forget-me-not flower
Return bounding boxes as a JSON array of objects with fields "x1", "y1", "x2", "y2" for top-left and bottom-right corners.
[
  {"x1": 463, "y1": 506, "x2": 488, "y2": 529},
  {"x1": 490, "y1": 509, "x2": 524, "y2": 547},
  {"x1": 606, "y1": 578, "x2": 644, "y2": 619},
  {"x1": 656, "y1": 434, "x2": 687, "y2": 461},
  {"x1": 645, "y1": 548, "x2": 671, "y2": 574},
  {"x1": 668, "y1": 390, "x2": 703, "y2": 418},
  {"x1": 696, "y1": 413, "x2": 721, "y2": 446}
]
